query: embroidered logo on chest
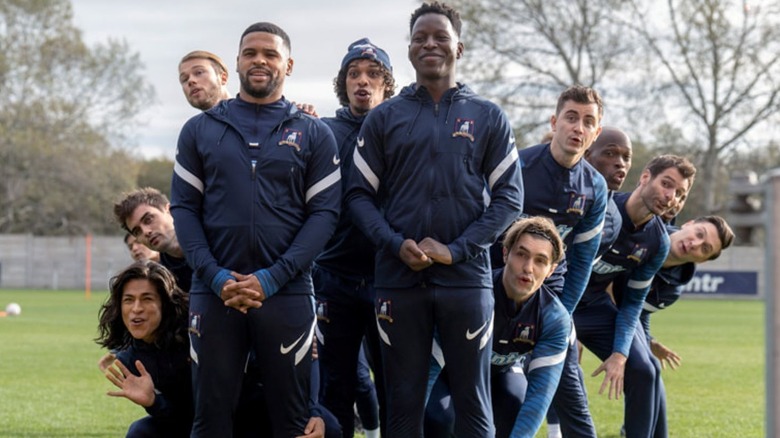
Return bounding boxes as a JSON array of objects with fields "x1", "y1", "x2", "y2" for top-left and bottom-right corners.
[
  {"x1": 452, "y1": 118, "x2": 475, "y2": 142},
  {"x1": 513, "y1": 322, "x2": 536, "y2": 345},
  {"x1": 628, "y1": 244, "x2": 648, "y2": 262},
  {"x1": 566, "y1": 193, "x2": 586, "y2": 216},
  {"x1": 278, "y1": 128, "x2": 303, "y2": 151}
]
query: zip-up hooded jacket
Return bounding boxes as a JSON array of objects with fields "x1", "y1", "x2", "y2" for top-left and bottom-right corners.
[
  {"x1": 171, "y1": 97, "x2": 341, "y2": 297},
  {"x1": 491, "y1": 143, "x2": 607, "y2": 313},
  {"x1": 492, "y1": 270, "x2": 569, "y2": 437},
  {"x1": 317, "y1": 107, "x2": 375, "y2": 279},
  {"x1": 346, "y1": 83, "x2": 523, "y2": 289},
  {"x1": 116, "y1": 339, "x2": 192, "y2": 426},
  {"x1": 583, "y1": 191, "x2": 670, "y2": 357},
  {"x1": 612, "y1": 226, "x2": 695, "y2": 340}
]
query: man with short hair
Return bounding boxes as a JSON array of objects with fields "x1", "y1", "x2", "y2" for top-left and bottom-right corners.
[
  {"x1": 575, "y1": 154, "x2": 696, "y2": 438},
  {"x1": 171, "y1": 22, "x2": 341, "y2": 437},
  {"x1": 583, "y1": 126, "x2": 633, "y2": 256},
  {"x1": 611, "y1": 215, "x2": 734, "y2": 437},
  {"x1": 315, "y1": 37, "x2": 396, "y2": 438},
  {"x1": 493, "y1": 85, "x2": 608, "y2": 438},
  {"x1": 124, "y1": 232, "x2": 160, "y2": 263},
  {"x1": 347, "y1": 2, "x2": 523, "y2": 436},
  {"x1": 178, "y1": 50, "x2": 231, "y2": 111},
  {"x1": 425, "y1": 216, "x2": 571, "y2": 438},
  {"x1": 114, "y1": 188, "x2": 191, "y2": 293},
  {"x1": 543, "y1": 125, "x2": 632, "y2": 438}
]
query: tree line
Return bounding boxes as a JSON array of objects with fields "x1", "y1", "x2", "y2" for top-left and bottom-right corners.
[{"x1": 0, "y1": 0, "x2": 776, "y2": 239}]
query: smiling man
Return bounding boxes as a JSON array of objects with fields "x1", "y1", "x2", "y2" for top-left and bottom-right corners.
[
  {"x1": 575, "y1": 154, "x2": 696, "y2": 438},
  {"x1": 170, "y1": 22, "x2": 340, "y2": 437},
  {"x1": 346, "y1": 2, "x2": 523, "y2": 436}
]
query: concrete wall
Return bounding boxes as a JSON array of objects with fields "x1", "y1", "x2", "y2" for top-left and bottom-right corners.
[
  {"x1": 0, "y1": 234, "x2": 132, "y2": 290},
  {"x1": 0, "y1": 233, "x2": 766, "y2": 294}
]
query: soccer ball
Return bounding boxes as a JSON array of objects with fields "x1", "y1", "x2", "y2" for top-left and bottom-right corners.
[{"x1": 5, "y1": 302, "x2": 21, "y2": 316}]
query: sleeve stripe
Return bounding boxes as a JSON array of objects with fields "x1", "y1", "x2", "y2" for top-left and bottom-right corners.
[
  {"x1": 305, "y1": 168, "x2": 341, "y2": 203},
  {"x1": 528, "y1": 349, "x2": 567, "y2": 373},
  {"x1": 352, "y1": 147, "x2": 379, "y2": 192},
  {"x1": 628, "y1": 277, "x2": 654, "y2": 289},
  {"x1": 174, "y1": 159, "x2": 204, "y2": 194},
  {"x1": 643, "y1": 302, "x2": 660, "y2": 313},
  {"x1": 488, "y1": 147, "x2": 519, "y2": 190},
  {"x1": 573, "y1": 218, "x2": 604, "y2": 244}
]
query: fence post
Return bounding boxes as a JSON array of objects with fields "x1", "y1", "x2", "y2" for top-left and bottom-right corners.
[{"x1": 766, "y1": 168, "x2": 780, "y2": 437}]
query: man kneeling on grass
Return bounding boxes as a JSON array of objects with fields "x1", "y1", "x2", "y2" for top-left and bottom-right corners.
[{"x1": 95, "y1": 261, "x2": 192, "y2": 438}]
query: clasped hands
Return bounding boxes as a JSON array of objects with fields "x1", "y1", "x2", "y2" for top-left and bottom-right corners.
[
  {"x1": 399, "y1": 238, "x2": 452, "y2": 271},
  {"x1": 220, "y1": 272, "x2": 266, "y2": 313}
]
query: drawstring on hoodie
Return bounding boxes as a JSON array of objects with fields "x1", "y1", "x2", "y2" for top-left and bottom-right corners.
[
  {"x1": 444, "y1": 87, "x2": 459, "y2": 125},
  {"x1": 405, "y1": 85, "x2": 460, "y2": 136},
  {"x1": 216, "y1": 124, "x2": 229, "y2": 146},
  {"x1": 407, "y1": 96, "x2": 424, "y2": 137}
]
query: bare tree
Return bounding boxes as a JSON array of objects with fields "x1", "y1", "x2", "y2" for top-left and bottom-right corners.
[
  {"x1": 450, "y1": 0, "x2": 635, "y2": 144},
  {"x1": 628, "y1": 0, "x2": 780, "y2": 214},
  {"x1": 0, "y1": 0, "x2": 153, "y2": 235}
]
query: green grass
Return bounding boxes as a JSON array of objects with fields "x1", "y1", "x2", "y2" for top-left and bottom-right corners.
[
  {"x1": 0, "y1": 290, "x2": 138, "y2": 437},
  {"x1": 539, "y1": 299, "x2": 765, "y2": 438},
  {"x1": 0, "y1": 292, "x2": 764, "y2": 437}
]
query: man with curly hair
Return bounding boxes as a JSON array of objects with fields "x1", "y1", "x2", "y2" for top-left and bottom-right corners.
[{"x1": 315, "y1": 37, "x2": 395, "y2": 438}]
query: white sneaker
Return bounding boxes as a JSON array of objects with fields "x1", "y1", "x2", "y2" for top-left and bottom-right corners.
[{"x1": 547, "y1": 423, "x2": 563, "y2": 438}]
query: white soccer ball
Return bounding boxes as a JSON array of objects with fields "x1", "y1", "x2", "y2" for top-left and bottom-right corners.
[{"x1": 5, "y1": 302, "x2": 21, "y2": 316}]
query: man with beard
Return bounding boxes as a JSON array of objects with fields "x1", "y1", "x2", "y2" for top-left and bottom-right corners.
[
  {"x1": 315, "y1": 37, "x2": 395, "y2": 438},
  {"x1": 574, "y1": 155, "x2": 696, "y2": 438},
  {"x1": 178, "y1": 50, "x2": 232, "y2": 111},
  {"x1": 611, "y1": 214, "x2": 733, "y2": 437},
  {"x1": 115, "y1": 188, "x2": 192, "y2": 293},
  {"x1": 170, "y1": 22, "x2": 340, "y2": 437}
]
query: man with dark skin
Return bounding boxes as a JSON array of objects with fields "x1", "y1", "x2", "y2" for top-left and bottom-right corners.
[{"x1": 346, "y1": 3, "x2": 523, "y2": 436}]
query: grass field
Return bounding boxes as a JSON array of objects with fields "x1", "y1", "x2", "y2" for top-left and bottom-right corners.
[{"x1": 0, "y1": 290, "x2": 765, "y2": 437}]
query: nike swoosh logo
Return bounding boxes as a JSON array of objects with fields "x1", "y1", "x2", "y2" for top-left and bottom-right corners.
[
  {"x1": 357, "y1": 137, "x2": 365, "y2": 147},
  {"x1": 333, "y1": 154, "x2": 341, "y2": 165},
  {"x1": 466, "y1": 320, "x2": 489, "y2": 341},
  {"x1": 280, "y1": 332, "x2": 305, "y2": 355}
]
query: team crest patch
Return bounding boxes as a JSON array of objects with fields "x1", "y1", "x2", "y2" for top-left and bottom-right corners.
[
  {"x1": 316, "y1": 300, "x2": 330, "y2": 323},
  {"x1": 188, "y1": 313, "x2": 201, "y2": 337},
  {"x1": 566, "y1": 193, "x2": 586, "y2": 216},
  {"x1": 628, "y1": 244, "x2": 648, "y2": 262},
  {"x1": 452, "y1": 118, "x2": 475, "y2": 141},
  {"x1": 377, "y1": 298, "x2": 393, "y2": 323},
  {"x1": 278, "y1": 129, "x2": 303, "y2": 151},
  {"x1": 513, "y1": 323, "x2": 535, "y2": 345}
]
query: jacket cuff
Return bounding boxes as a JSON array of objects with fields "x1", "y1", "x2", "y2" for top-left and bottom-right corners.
[
  {"x1": 254, "y1": 269, "x2": 281, "y2": 298},
  {"x1": 210, "y1": 269, "x2": 235, "y2": 297}
]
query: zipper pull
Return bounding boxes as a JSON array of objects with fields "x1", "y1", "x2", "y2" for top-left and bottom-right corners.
[{"x1": 251, "y1": 160, "x2": 257, "y2": 180}]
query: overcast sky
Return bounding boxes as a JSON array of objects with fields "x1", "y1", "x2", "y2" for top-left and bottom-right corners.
[{"x1": 71, "y1": 0, "x2": 419, "y2": 159}]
